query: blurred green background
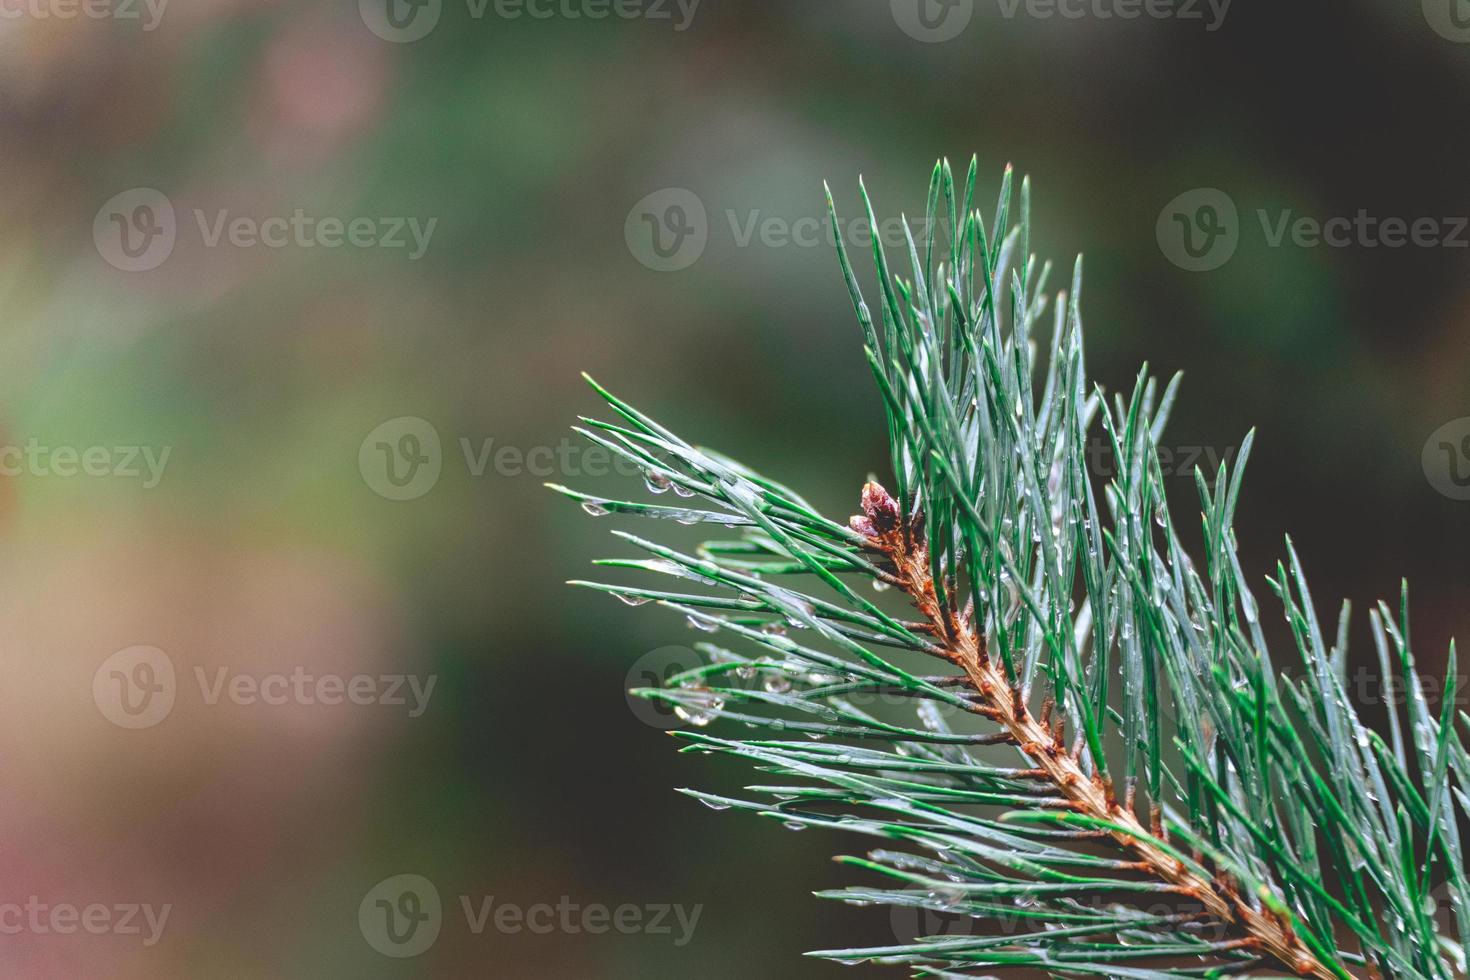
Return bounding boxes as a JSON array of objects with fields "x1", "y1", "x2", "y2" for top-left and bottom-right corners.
[{"x1": 1, "y1": 1, "x2": 1468, "y2": 976}]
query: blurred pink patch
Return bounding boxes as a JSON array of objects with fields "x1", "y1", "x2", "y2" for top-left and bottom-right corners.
[{"x1": 254, "y1": 15, "x2": 390, "y2": 161}]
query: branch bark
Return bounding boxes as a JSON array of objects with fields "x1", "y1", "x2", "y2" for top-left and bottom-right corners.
[{"x1": 856, "y1": 484, "x2": 1346, "y2": 980}]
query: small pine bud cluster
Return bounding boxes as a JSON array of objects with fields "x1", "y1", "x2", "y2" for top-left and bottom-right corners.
[{"x1": 848, "y1": 481, "x2": 901, "y2": 538}]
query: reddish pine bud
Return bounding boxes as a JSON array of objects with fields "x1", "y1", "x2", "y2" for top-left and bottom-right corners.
[
  {"x1": 848, "y1": 515, "x2": 878, "y2": 537},
  {"x1": 860, "y1": 481, "x2": 901, "y2": 534}
]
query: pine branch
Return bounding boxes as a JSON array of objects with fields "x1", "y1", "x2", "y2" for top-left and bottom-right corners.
[
  {"x1": 861, "y1": 484, "x2": 1339, "y2": 979},
  {"x1": 556, "y1": 158, "x2": 1468, "y2": 980}
]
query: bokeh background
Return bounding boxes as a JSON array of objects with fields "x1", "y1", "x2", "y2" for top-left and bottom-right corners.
[{"x1": 1, "y1": 1, "x2": 1468, "y2": 976}]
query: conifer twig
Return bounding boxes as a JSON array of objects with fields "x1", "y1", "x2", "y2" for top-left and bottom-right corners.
[
  {"x1": 857, "y1": 478, "x2": 1339, "y2": 980},
  {"x1": 558, "y1": 158, "x2": 1467, "y2": 980}
]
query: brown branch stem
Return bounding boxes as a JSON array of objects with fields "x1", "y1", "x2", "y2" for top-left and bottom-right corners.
[{"x1": 855, "y1": 487, "x2": 1345, "y2": 980}]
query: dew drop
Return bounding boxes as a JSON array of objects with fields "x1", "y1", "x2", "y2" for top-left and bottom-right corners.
[
  {"x1": 644, "y1": 472, "x2": 672, "y2": 494},
  {"x1": 670, "y1": 483, "x2": 696, "y2": 498},
  {"x1": 931, "y1": 888, "x2": 965, "y2": 911},
  {"x1": 580, "y1": 501, "x2": 611, "y2": 516},
  {"x1": 782, "y1": 821, "x2": 807, "y2": 832},
  {"x1": 615, "y1": 593, "x2": 650, "y2": 607},
  {"x1": 764, "y1": 673, "x2": 792, "y2": 694},
  {"x1": 673, "y1": 693, "x2": 724, "y2": 726},
  {"x1": 686, "y1": 615, "x2": 720, "y2": 633},
  {"x1": 761, "y1": 621, "x2": 787, "y2": 637},
  {"x1": 872, "y1": 579, "x2": 891, "y2": 593},
  {"x1": 699, "y1": 798, "x2": 731, "y2": 811}
]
